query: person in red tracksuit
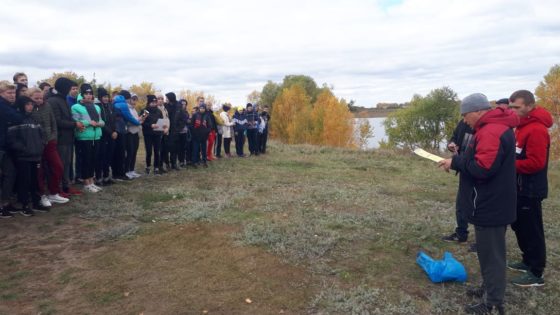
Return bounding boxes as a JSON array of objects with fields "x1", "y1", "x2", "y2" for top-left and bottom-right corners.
[
  {"x1": 507, "y1": 90, "x2": 552, "y2": 287},
  {"x1": 439, "y1": 93, "x2": 518, "y2": 315}
]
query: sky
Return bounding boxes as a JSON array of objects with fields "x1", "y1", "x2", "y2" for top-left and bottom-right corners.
[{"x1": 1, "y1": 0, "x2": 559, "y2": 107}]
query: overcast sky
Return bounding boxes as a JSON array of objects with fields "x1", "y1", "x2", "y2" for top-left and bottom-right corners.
[{"x1": 1, "y1": 0, "x2": 559, "y2": 106}]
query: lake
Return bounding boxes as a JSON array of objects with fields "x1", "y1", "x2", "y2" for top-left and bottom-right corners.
[{"x1": 355, "y1": 117, "x2": 387, "y2": 149}]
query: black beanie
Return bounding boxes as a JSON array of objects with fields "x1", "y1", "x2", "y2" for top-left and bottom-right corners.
[
  {"x1": 15, "y1": 96, "x2": 33, "y2": 113},
  {"x1": 80, "y1": 83, "x2": 93, "y2": 96},
  {"x1": 54, "y1": 78, "x2": 76, "y2": 97},
  {"x1": 246, "y1": 102, "x2": 253, "y2": 109},
  {"x1": 165, "y1": 92, "x2": 177, "y2": 103},
  {"x1": 496, "y1": 98, "x2": 509, "y2": 105},
  {"x1": 146, "y1": 95, "x2": 157, "y2": 104},
  {"x1": 119, "y1": 90, "x2": 132, "y2": 100},
  {"x1": 97, "y1": 87, "x2": 109, "y2": 100}
]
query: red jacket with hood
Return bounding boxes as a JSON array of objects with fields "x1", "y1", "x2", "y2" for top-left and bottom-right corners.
[{"x1": 515, "y1": 106, "x2": 553, "y2": 199}]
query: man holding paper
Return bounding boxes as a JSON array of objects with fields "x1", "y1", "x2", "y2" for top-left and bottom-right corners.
[{"x1": 438, "y1": 93, "x2": 519, "y2": 314}]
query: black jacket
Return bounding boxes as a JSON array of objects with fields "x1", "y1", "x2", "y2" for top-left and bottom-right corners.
[
  {"x1": 449, "y1": 120, "x2": 473, "y2": 155},
  {"x1": 0, "y1": 96, "x2": 23, "y2": 151},
  {"x1": 191, "y1": 112, "x2": 212, "y2": 138},
  {"x1": 142, "y1": 106, "x2": 164, "y2": 136},
  {"x1": 47, "y1": 91, "x2": 75, "y2": 145},
  {"x1": 7, "y1": 114, "x2": 45, "y2": 161},
  {"x1": 97, "y1": 101, "x2": 116, "y2": 137},
  {"x1": 167, "y1": 103, "x2": 188, "y2": 134}
]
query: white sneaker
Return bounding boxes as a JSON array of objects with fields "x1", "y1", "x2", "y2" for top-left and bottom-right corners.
[
  {"x1": 92, "y1": 184, "x2": 103, "y2": 191},
  {"x1": 125, "y1": 172, "x2": 135, "y2": 179},
  {"x1": 40, "y1": 195, "x2": 52, "y2": 207},
  {"x1": 131, "y1": 171, "x2": 141, "y2": 178},
  {"x1": 84, "y1": 184, "x2": 99, "y2": 193},
  {"x1": 48, "y1": 194, "x2": 69, "y2": 204}
]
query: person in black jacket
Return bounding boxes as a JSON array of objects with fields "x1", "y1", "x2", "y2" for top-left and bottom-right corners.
[
  {"x1": 258, "y1": 106, "x2": 271, "y2": 154},
  {"x1": 165, "y1": 93, "x2": 188, "y2": 170},
  {"x1": 442, "y1": 120, "x2": 474, "y2": 245},
  {"x1": 142, "y1": 95, "x2": 164, "y2": 175},
  {"x1": 191, "y1": 104, "x2": 213, "y2": 167},
  {"x1": 0, "y1": 81, "x2": 23, "y2": 218},
  {"x1": 245, "y1": 103, "x2": 259, "y2": 156},
  {"x1": 8, "y1": 96, "x2": 46, "y2": 216},
  {"x1": 439, "y1": 93, "x2": 519, "y2": 314},
  {"x1": 96, "y1": 88, "x2": 117, "y2": 185}
]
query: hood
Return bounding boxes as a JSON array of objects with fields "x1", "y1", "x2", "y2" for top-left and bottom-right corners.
[
  {"x1": 113, "y1": 95, "x2": 126, "y2": 104},
  {"x1": 518, "y1": 106, "x2": 553, "y2": 128},
  {"x1": 476, "y1": 105, "x2": 519, "y2": 130},
  {"x1": 165, "y1": 92, "x2": 177, "y2": 104},
  {"x1": 54, "y1": 77, "x2": 77, "y2": 97}
]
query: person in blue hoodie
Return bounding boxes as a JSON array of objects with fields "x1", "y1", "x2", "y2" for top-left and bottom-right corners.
[
  {"x1": 112, "y1": 90, "x2": 141, "y2": 180},
  {"x1": 233, "y1": 106, "x2": 248, "y2": 157},
  {"x1": 0, "y1": 81, "x2": 23, "y2": 218}
]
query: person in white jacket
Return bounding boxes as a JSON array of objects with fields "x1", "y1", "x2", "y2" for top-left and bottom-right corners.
[{"x1": 219, "y1": 104, "x2": 235, "y2": 157}]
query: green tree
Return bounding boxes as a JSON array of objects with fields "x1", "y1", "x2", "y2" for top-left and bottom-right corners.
[
  {"x1": 39, "y1": 71, "x2": 87, "y2": 88},
  {"x1": 535, "y1": 64, "x2": 560, "y2": 159},
  {"x1": 260, "y1": 80, "x2": 281, "y2": 108},
  {"x1": 384, "y1": 87, "x2": 460, "y2": 151},
  {"x1": 281, "y1": 75, "x2": 320, "y2": 102}
]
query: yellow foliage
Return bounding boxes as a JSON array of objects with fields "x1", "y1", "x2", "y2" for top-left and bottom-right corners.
[
  {"x1": 535, "y1": 64, "x2": 560, "y2": 159},
  {"x1": 311, "y1": 90, "x2": 355, "y2": 147},
  {"x1": 178, "y1": 90, "x2": 218, "y2": 113},
  {"x1": 129, "y1": 82, "x2": 156, "y2": 111},
  {"x1": 271, "y1": 85, "x2": 312, "y2": 144}
]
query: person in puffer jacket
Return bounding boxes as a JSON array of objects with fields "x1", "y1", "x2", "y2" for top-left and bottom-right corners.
[
  {"x1": 112, "y1": 90, "x2": 140, "y2": 180},
  {"x1": 439, "y1": 93, "x2": 519, "y2": 314},
  {"x1": 233, "y1": 106, "x2": 248, "y2": 157},
  {"x1": 190, "y1": 103, "x2": 212, "y2": 167},
  {"x1": 508, "y1": 90, "x2": 553, "y2": 287},
  {"x1": 8, "y1": 96, "x2": 45, "y2": 216}
]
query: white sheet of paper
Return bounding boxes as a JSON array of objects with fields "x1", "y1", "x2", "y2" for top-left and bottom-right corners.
[
  {"x1": 413, "y1": 148, "x2": 445, "y2": 163},
  {"x1": 154, "y1": 118, "x2": 170, "y2": 131}
]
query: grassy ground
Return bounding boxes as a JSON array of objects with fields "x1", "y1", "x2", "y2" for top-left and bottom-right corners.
[{"x1": 0, "y1": 141, "x2": 558, "y2": 315}]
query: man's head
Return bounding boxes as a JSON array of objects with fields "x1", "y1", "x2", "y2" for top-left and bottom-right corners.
[
  {"x1": 27, "y1": 87, "x2": 44, "y2": 106},
  {"x1": 246, "y1": 103, "x2": 253, "y2": 112},
  {"x1": 13, "y1": 72, "x2": 28, "y2": 85},
  {"x1": 0, "y1": 81, "x2": 16, "y2": 104},
  {"x1": 156, "y1": 94, "x2": 164, "y2": 106},
  {"x1": 39, "y1": 82, "x2": 51, "y2": 93},
  {"x1": 80, "y1": 83, "x2": 94, "y2": 103},
  {"x1": 460, "y1": 93, "x2": 491, "y2": 129},
  {"x1": 196, "y1": 96, "x2": 205, "y2": 106},
  {"x1": 147, "y1": 95, "x2": 157, "y2": 107},
  {"x1": 54, "y1": 77, "x2": 77, "y2": 97},
  {"x1": 509, "y1": 90, "x2": 535, "y2": 118},
  {"x1": 69, "y1": 82, "x2": 79, "y2": 98},
  {"x1": 97, "y1": 87, "x2": 109, "y2": 104}
]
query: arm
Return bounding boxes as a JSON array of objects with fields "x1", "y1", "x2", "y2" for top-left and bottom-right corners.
[
  {"x1": 516, "y1": 128, "x2": 549, "y2": 174},
  {"x1": 50, "y1": 100, "x2": 76, "y2": 130},
  {"x1": 71, "y1": 106, "x2": 91, "y2": 127},
  {"x1": 116, "y1": 103, "x2": 140, "y2": 125},
  {"x1": 451, "y1": 132, "x2": 504, "y2": 180}
]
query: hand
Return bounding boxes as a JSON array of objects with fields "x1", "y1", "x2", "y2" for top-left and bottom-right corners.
[
  {"x1": 111, "y1": 132, "x2": 118, "y2": 140},
  {"x1": 151, "y1": 124, "x2": 157, "y2": 129},
  {"x1": 90, "y1": 120, "x2": 98, "y2": 127},
  {"x1": 448, "y1": 142, "x2": 458, "y2": 153},
  {"x1": 438, "y1": 159, "x2": 452, "y2": 173},
  {"x1": 76, "y1": 121, "x2": 85, "y2": 130}
]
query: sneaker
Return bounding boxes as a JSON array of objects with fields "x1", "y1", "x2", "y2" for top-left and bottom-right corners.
[
  {"x1": 469, "y1": 243, "x2": 477, "y2": 253},
  {"x1": 113, "y1": 175, "x2": 131, "y2": 181},
  {"x1": 32, "y1": 203, "x2": 50, "y2": 212},
  {"x1": 442, "y1": 232, "x2": 467, "y2": 243},
  {"x1": 145, "y1": 167, "x2": 151, "y2": 175},
  {"x1": 466, "y1": 286, "x2": 485, "y2": 298},
  {"x1": 464, "y1": 302, "x2": 504, "y2": 315},
  {"x1": 92, "y1": 184, "x2": 103, "y2": 191},
  {"x1": 6, "y1": 204, "x2": 19, "y2": 214},
  {"x1": 511, "y1": 271, "x2": 545, "y2": 287},
  {"x1": 125, "y1": 172, "x2": 135, "y2": 180},
  {"x1": 131, "y1": 171, "x2": 141, "y2": 178},
  {"x1": 66, "y1": 187, "x2": 83, "y2": 196},
  {"x1": 59, "y1": 192, "x2": 71, "y2": 199},
  {"x1": 40, "y1": 195, "x2": 52, "y2": 207},
  {"x1": 0, "y1": 208, "x2": 13, "y2": 218},
  {"x1": 84, "y1": 184, "x2": 99, "y2": 193},
  {"x1": 48, "y1": 194, "x2": 69, "y2": 204},
  {"x1": 154, "y1": 168, "x2": 161, "y2": 175},
  {"x1": 103, "y1": 178, "x2": 115, "y2": 185},
  {"x1": 20, "y1": 207, "x2": 35, "y2": 217},
  {"x1": 507, "y1": 261, "x2": 530, "y2": 273}
]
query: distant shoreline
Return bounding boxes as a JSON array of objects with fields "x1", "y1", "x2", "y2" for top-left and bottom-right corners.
[{"x1": 352, "y1": 109, "x2": 396, "y2": 118}]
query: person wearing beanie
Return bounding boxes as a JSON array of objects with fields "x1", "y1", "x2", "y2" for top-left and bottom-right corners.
[
  {"x1": 8, "y1": 96, "x2": 46, "y2": 216},
  {"x1": 190, "y1": 102, "x2": 212, "y2": 167},
  {"x1": 47, "y1": 78, "x2": 83, "y2": 196},
  {"x1": 28, "y1": 88, "x2": 69, "y2": 207},
  {"x1": 219, "y1": 104, "x2": 235, "y2": 158},
  {"x1": 164, "y1": 92, "x2": 186, "y2": 171},
  {"x1": 123, "y1": 93, "x2": 147, "y2": 179},
  {"x1": 233, "y1": 106, "x2": 248, "y2": 157},
  {"x1": 245, "y1": 103, "x2": 260, "y2": 156},
  {"x1": 155, "y1": 94, "x2": 170, "y2": 173},
  {"x1": 142, "y1": 95, "x2": 164, "y2": 175},
  {"x1": 112, "y1": 90, "x2": 142, "y2": 180},
  {"x1": 95, "y1": 87, "x2": 117, "y2": 185},
  {"x1": 438, "y1": 93, "x2": 519, "y2": 314},
  {"x1": 508, "y1": 90, "x2": 553, "y2": 288},
  {"x1": 71, "y1": 84, "x2": 105, "y2": 193},
  {"x1": 258, "y1": 105, "x2": 271, "y2": 154},
  {"x1": 0, "y1": 81, "x2": 24, "y2": 218}
]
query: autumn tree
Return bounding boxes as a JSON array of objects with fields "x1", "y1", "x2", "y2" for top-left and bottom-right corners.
[
  {"x1": 311, "y1": 90, "x2": 354, "y2": 147},
  {"x1": 38, "y1": 71, "x2": 87, "y2": 87},
  {"x1": 535, "y1": 64, "x2": 560, "y2": 159},
  {"x1": 177, "y1": 89, "x2": 218, "y2": 113},
  {"x1": 129, "y1": 81, "x2": 156, "y2": 111},
  {"x1": 271, "y1": 85, "x2": 313, "y2": 144},
  {"x1": 247, "y1": 90, "x2": 261, "y2": 105},
  {"x1": 260, "y1": 80, "x2": 281, "y2": 108}
]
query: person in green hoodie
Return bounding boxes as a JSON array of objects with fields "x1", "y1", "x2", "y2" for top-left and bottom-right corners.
[{"x1": 71, "y1": 84, "x2": 104, "y2": 193}]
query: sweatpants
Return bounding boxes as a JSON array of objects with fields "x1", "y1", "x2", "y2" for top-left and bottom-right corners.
[
  {"x1": 215, "y1": 133, "x2": 223, "y2": 157},
  {"x1": 247, "y1": 129, "x2": 258, "y2": 154},
  {"x1": 475, "y1": 225, "x2": 507, "y2": 307},
  {"x1": 125, "y1": 133, "x2": 139, "y2": 173},
  {"x1": 192, "y1": 135, "x2": 208, "y2": 164},
  {"x1": 223, "y1": 137, "x2": 232, "y2": 155},
  {"x1": 207, "y1": 130, "x2": 216, "y2": 160},
  {"x1": 37, "y1": 140, "x2": 63, "y2": 195},
  {"x1": 16, "y1": 159, "x2": 40, "y2": 206},
  {"x1": 97, "y1": 135, "x2": 116, "y2": 180},
  {"x1": 144, "y1": 134, "x2": 162, "y2": 169},
  {"x1": 235, "y1": 131, "x2": 245, "y2": 156},
  {"x1": 511, "y1": 197, "x2": 546, "y2": 277},
  {"x1": 75, "y1": 140, "x2": 99, "y2": 179},
  {"x1": 455, "y1": 193, "x2": 469, "y2": 240},
  {"x1": 57, "y1": 143, "x2": 72, "y2": 190},
  {"x1": 112, "y1": 133, "x2": 126, "y2": 177},
  {"x1": 1, "y1": 154, "x2": 17, "y2": 204}
]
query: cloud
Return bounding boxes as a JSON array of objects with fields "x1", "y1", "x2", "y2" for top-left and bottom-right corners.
[{"x1": 1, "y1": 0, "x2": 559, "y2": 106}]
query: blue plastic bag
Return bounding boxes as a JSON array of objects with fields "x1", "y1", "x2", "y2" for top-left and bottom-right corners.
[{"x1": 416, "y1": 251, "x2": 467, "y2": 283}]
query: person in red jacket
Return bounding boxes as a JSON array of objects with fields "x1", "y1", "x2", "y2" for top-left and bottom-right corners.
[
  {"x1": 439, "y1": 93, "x2": 518, "y2": 314},
  {"x1": 507, "y1": 90, "x2": 552, "y2": 287}
]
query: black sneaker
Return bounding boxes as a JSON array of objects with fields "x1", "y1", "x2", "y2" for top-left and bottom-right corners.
[
  {"x1": 442, "y1": 232, "x2": 467, "y2": 243},
  {"x1": 32, "y1": 204, "x2": 50, "y2": 213},
  {"x1": 464, "y1": 302, "x2": 504, "y2": 315},
  {"x1": 103, "y1": 178, "x2": 115, "y2": 186},
  {"x1": 154, "y1": 168, "x2": 161, "y2": 175},
  {"x1": 6, "y1": 204, "x2": 19, "y2": 214},
  {"x1": 466, "y1": 286, "x2": 485, "y2": 298},
  {"x1": 145, "y1": 167, "x2": 151, "y2": 175},
  {"x1": 20, "y1": 207, "x2": 35, "y2": 217},
  {"x1": 1, "y1": 208, "x2": 13, "y2": 218},
  {"x1": 172, "y1": 165, "x2": 181, "y2": 171}
]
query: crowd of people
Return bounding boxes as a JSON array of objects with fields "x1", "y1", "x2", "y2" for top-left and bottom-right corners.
[
  {"x1": 438, "y1": 90, "x2": 552, "y2": 314},
  {"x1": 0, "y1": 72, "x2": 271, "y2": 217}
]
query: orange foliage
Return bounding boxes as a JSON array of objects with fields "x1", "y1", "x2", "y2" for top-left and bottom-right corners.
[
  {"x1": 271, "y1": 85, "x2": 312, "y2": 144},
  {"x1": 311, "y1": 90, "x2": 354, "y2": 147}
]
